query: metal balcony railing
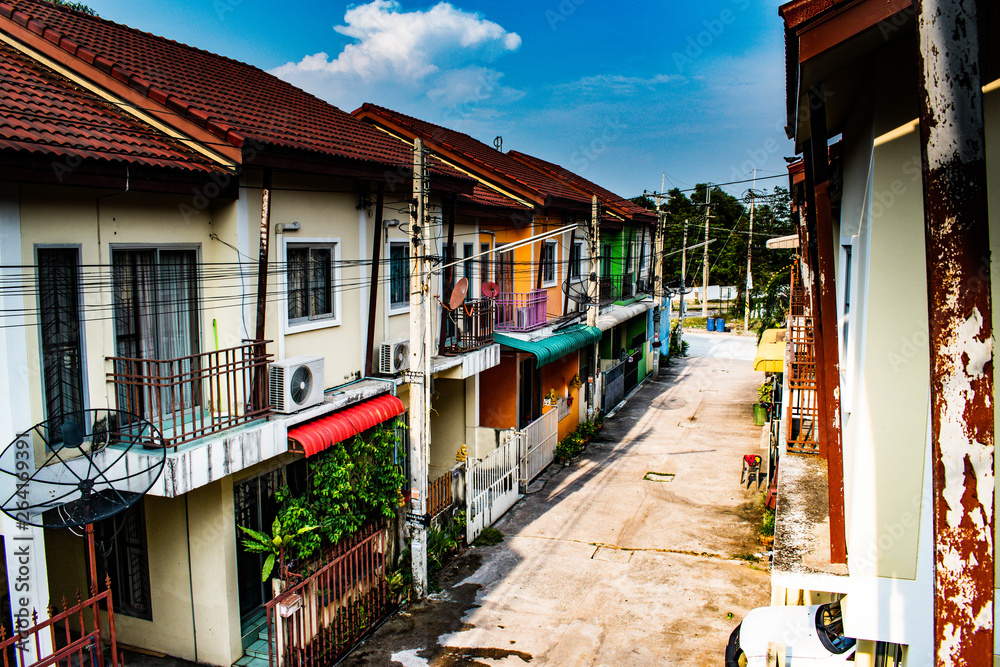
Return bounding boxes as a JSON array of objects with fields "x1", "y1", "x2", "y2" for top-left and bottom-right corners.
[
  {"x1": 495, "y1": 289, "x2": 547, "y2": 331},
  {"x1": 443, "y1": 298, "x2": 495, "y2": 354},
  {"x1": 598, "y1": 274, "x2": 636, "y2": 303},
  {"x1": 106, "y1": 340, "x2": 272, "y2": 448}
]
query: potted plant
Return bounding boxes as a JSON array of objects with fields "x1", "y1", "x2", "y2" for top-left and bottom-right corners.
[
  {"x1": 239, "y1": 517, "x2": 317, "y2": 584},
  {"x1": 753, "y1": 380, "x2": 774, "y2": 426}
]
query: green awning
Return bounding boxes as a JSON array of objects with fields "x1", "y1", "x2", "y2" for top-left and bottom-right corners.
[{"x1": 494, "y1": 326, "x2": 602, "y2": 367}]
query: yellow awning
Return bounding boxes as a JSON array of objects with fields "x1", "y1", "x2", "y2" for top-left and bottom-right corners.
[{"x1": 753, "y1": 328, "x2": 787, "y2": 372}]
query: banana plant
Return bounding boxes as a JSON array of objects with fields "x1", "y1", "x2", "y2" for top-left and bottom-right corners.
[{"x1": 239, "y1": 517, "x2": 317, "y2": 582}]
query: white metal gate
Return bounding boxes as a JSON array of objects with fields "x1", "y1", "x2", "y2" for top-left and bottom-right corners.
[
  {"x1": 518, "y1": 409, "x2": 559, "y2": 486},
  {"x1": 466, "y1": 435, "x2": 520, "y2": 542}
]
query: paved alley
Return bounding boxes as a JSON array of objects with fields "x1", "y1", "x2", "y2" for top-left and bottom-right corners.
[{"x1": 345, "y1": 330, "x2": 770, "y2": 666}]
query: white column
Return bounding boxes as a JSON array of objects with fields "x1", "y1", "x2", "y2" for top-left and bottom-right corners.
[{"x1": 0, "y1": 185, "x2": 51, "y2": 659}]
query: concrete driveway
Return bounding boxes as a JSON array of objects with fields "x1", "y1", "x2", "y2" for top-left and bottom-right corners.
[{"x1": 345, "y1": 331, "x2": 770, "y2": 666}]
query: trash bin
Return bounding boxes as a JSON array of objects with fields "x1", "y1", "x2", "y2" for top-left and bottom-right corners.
[
  {"x1": 715, "y1": 318, "x2": 726, "y2": 332},
  {"x1": 706, "y1": 317, "x2": 715, "y2": 331}
]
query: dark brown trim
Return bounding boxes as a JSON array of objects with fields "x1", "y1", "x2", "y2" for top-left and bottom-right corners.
[
  {"x1": 364, "y1": 184, "x2": 384, "y2": 377},
  {"x1": 805, "y1": 85, "x2": 847, "y2": 564}
]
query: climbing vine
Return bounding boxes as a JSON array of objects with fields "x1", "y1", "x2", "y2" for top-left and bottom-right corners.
[{"x1": 274, "y1": 421, "x2": 406, "y2": 562}]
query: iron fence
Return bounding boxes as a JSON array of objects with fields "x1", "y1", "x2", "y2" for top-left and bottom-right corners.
[{"x1": 266, "y1": 525, "x2": 390, "y2": 667}]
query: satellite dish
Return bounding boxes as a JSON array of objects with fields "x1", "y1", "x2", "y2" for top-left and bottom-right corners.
[
  {"x1": 448, "y1": 277, "x2": 469, "y2": 310},
  {"x1": 481, "y1": 281, "x2": 500, "y2": 298},
  {"x1": 562, "y1": 275, "x2": 619, "y2": 306},
  {"x1": 290, "y1": 365, "x2": 313, "y2": 405},
  {"x1": 0, "y1": 409, "x2": 165, "y2": 529}
]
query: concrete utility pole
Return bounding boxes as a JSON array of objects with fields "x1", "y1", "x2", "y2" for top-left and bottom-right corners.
[
  {"x1": 915, "y1": 0, "x2": 994, "y2": 663},
  {"x1": 588, "y1": 195, "x2": 601, "y2": 414},
  {"x1": 408, "y1": 138, "x2": 430, "y2": 599},
  {"x1": 680, "y1": 219, "x2": 688, "y2": 323},
  {"x1": 701, "y1": 186, "x2": 710, "y2": 319},
  {"x1": 744, "y1": 169, "x2": 756, "y2": 332},
  {"x1": 652, "y1": 177, "x2": 666, "y2": 374}
]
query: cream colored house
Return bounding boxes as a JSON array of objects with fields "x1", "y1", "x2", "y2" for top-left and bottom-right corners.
[{"x1": 0, "y1": 2, "x2": 502, "y2": 665}]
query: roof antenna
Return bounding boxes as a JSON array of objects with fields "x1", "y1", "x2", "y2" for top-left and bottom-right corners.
[{"x1": 494, "y1": 136, "x2": 503, "y2": 152}]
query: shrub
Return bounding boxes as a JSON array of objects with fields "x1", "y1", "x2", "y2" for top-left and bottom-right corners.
[{"x1": 473, "y1": 527, "x2": 504, "y2": 546}]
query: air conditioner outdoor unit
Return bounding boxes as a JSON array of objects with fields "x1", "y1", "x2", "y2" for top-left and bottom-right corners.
[
  {"x1": 379, "y1": 339, "x2": 410, "y2": 374},
  {"x1": 269, "y1": 355, "x2": 325, "y2": 414}
]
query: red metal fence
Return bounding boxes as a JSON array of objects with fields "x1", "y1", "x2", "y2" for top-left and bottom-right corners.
[
  {"x1": 107, "y1": 340, "x2": 272, "y2": 448},
  {"x1": 266, "y1": 526, "x2": 390, "y2": 667},
  {"x1": 0, "y1": 586, "x2": 120, "y2": 667}
]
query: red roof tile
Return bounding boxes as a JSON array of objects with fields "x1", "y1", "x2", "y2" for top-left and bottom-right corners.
[
  {"x1": 460, "y1": 183, "x2": 529, "y2": 211},
  {"x1": 0, "y1": 39, "x2": 219, "y2": 173},
  {"x1": 0, "y1": 0, "x2": 468, "y2": 180},
  {"x1": 354, "y1": 103, "x2": 594, "y2": 208},
  {"x1": 507, "y1": 150, "x2": 655, "y2": 222}
]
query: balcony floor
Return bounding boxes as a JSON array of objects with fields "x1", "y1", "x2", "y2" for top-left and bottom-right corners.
[{"x1": 772, "y1": 452, "x2": 849, "y2": 579}]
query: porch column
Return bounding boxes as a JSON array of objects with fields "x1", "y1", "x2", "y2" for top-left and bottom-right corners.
[
  {"x1": 916, "y1": 0, "x2": 994, "y2": 663},
  {"x1": 0, "y1": 184, "x2": 52, "y2": 660}
]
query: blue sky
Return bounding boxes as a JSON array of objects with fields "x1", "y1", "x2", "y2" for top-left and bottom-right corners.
[{"x1": 83, "y1": 0, "x2": 791, "y2": 199}]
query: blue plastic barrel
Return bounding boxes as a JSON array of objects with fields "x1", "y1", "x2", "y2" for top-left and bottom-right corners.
[
  {"x1": 715, "y1": 318, "x2": 726, "y2": 332},
  {"x1": 706, "y1": 317, "x2": 715, "y2": 331}
]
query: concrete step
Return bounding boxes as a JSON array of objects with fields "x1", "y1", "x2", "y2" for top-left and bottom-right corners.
[
  {"x1": 245, "y1": 638, "x2": 269, "y2": 659},
  {"x1": 233, "y1": 654, "x2": 269, "y2": 667}
]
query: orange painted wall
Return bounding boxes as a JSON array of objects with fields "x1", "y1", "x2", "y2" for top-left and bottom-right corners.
[
  {"x1": 540, "y1": 350, "x2": 582, "y2": 441},
  {"x1": 479, "y1": 351, "x2": 518, "y2": 429}
]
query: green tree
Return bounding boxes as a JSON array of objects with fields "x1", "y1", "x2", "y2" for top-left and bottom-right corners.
[{"x1": 42, "y1": 0, "x2": 97, "y2": 15}]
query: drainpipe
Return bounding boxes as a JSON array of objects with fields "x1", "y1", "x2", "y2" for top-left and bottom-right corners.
[
  {"x1": 364, "y1": 184, "x2": 385, "y2": 377},
  {"x1": 275, "y1": 221, "x2": 301, "y2": 362},
  {"x1": 916, "y1": 1, "x2": 994, "y2": 663},
  {"x1": 252, "y1": 170, "x2": 272, "y2": 410}
]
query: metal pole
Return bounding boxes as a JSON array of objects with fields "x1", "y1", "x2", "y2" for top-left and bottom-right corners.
[
  {"x1": 408, "y1": 139, "x2": 429, "y2": 599},
  {"x1": 744, "y1": 169, "x2": 756, "y2": 332},
  {"x1": 702, "y1": 186, "x2": 710, "y2": 319},
  {"x1": 681, "y1": 219, "x2": 688, "y2": 323},
  {"x1": 916, "y1": 1, "x2": 994, "y2": 662}
]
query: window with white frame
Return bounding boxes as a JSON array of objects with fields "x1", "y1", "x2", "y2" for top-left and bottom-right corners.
[
  {"x1": 389, "y1": 241, "x2": 409, "y2": 311},
  {"x1": 287, "y1": 242, "x2": 338, "y2": 325},
  {"x1": 541, "y1": 241, "x2": 557, "y2": 286},
  {"x1": 38, "y1": 247, "x2": 85, "y2": 429},
  {"x1": 569, "y1": 240, "x2": 585, "y2": 280}
]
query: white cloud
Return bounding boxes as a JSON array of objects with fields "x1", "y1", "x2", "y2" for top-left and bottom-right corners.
[
  {"x1": 270, "y1": 0, "x2": 521, "y2": 113},
  {"x1": 553, "y1": 73, "x2": 689, "y2": 97}
]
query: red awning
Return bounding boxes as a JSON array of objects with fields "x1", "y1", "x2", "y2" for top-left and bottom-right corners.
[{"x1": 288, "y1": 394, "x2": 405, "y2": 457}]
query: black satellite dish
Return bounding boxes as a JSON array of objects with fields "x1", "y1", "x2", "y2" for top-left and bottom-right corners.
[
  {"x1": 562, "y1": 273, "x2": 619, "y2": 307},
  {"x1": 0, "y1": 409, "x2": 165, "y2": 529}
]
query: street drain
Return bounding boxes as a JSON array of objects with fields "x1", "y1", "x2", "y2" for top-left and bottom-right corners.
[{"x1": 644, "y1": 471, "x2": 675, "y2": 483}]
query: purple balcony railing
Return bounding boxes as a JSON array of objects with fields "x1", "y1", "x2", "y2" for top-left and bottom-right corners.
[{"x1": 495, "y1": 289, "x2": 548, "y2": 332}]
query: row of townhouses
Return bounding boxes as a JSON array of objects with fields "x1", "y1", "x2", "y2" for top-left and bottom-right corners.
[
  {"x1": 0, "y1": 1, "x2": 663, "y2": 665},
  {"x1": 759, "y1": 1, "x2": 998, "y2": 665}
]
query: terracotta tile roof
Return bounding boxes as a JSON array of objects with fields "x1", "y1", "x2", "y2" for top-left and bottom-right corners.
[
  {"x1": 507, "y1": 150, "x2": 655, "y2": 222},
  {"x1": 0, "y1": 0, "x2": 468, "y2": 180},
  {"x1": 355, "y1": 103, "x2": 594, "y2": 207},
  {"x1": 460, "y1": 183, "x2": 529, "y2": 211},
  {"x1": 0, "y1": 39, "x2": 219, "y2": 173}
]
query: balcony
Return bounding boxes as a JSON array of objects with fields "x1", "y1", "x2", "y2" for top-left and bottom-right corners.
[
  {"x1": 106, "y1": 340, "x2": 273, "y2": 448},
  {"x1": 599, "y1": 275, "x2": 635, "y2": 303},
  {"x1": 495, "y1": 289, "x2": 547, "y2": 332},
  {"x1": 443, "y1": 298, "x2": 496, "y2": 355}
]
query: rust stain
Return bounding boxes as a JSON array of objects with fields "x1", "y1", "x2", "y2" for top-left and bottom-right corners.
[{"x1": 917, "y1": 1, "x2": 994, "y2": 663}]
